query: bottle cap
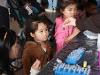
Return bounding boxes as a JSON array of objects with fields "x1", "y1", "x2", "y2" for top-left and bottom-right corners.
[{"x1": 83, "y1": 61, "x2": 87, "y2": 68}]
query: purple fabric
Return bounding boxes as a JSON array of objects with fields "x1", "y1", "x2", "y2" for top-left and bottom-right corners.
[{"x1": 98, "y1": 51, "x2": 100, "y2": 67}]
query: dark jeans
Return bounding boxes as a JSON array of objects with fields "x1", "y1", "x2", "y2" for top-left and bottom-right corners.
[{"x1": 0, "y1": 6, "x2": 9, "y2": 28}]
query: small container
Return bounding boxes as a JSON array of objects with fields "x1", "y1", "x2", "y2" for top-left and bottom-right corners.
[{"x1": 83, "y1": 61, "x2": 87, "y2": 68}]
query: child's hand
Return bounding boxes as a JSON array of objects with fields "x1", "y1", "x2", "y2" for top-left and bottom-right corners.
[
  {"x1": 64, "y1": 37, "x2": 70, "y2": 45},
  {"x1": 63, "y1": 17, "x2": 76, "y2": 28},
  {"x1": 31, "y1": 59, "x2": 41, "y2": 70}
]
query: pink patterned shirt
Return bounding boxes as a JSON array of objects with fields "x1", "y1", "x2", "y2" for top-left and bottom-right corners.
[{"x1": 55, "y1": 16, "x2": 75, "y2": 53}]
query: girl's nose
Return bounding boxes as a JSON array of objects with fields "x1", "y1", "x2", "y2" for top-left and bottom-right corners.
[
  {"x1": 44, "y1": 31, "x2": 48, "y2": 36},
  {"x1": 72, "y1": 10, "x2": 75, "y2": 14}
]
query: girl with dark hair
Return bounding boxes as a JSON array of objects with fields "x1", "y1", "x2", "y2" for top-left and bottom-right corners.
[
  {"x1": 0, "y1": 27, "x2": 16, "y2": 75},
  {"x1": 0, "y1": 27, "x2": 22, "y2": 74},
  {"x1": 22, "y1": 16, "x2": 53, "y2": 75},
  {"x1": 55, "y1": 0, "x2": 78, "y2": 53}
]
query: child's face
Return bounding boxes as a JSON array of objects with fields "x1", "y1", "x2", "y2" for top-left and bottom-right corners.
[
  {"x1": 62, "y1": 4, "x2": 77, "y2": 19},
  {"x1": 31, "y1": 22, "x2": 49, "y2": 42}
]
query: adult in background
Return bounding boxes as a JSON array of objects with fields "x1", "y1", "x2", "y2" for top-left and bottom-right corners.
[{"x1": 0, "y1": 27, "x2": 16, "y2": 75}]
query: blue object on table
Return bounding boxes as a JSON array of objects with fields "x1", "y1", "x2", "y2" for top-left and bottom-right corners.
[
  {"x1": 53, "y1": 63, "x2": 91, "y2": 75},
  {"x1": 65, "y1": 47, "x2": 85, "y2": 64}
]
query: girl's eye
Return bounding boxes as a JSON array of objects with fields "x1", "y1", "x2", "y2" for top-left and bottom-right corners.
[
  {"x1": 68, "y1": 8, "x2": 72, "y2": 11},
  {"x1": 40, "y1": 31, "x2": 43, "y2": 32},
  {"x1": 46, "y1": 29, "x2": 48, "y2": 31}
]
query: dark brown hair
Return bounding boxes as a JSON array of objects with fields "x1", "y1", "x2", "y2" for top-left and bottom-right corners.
[
  {"x1": 56, "y1": 0, "x2": 77, "y2": 17},
  {"x1": 24, "y1": 15, "x2": 49, "y2": 41}
]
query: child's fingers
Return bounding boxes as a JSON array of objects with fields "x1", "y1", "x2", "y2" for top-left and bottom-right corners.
[
  {"x1": 63, "y1": 17, "x2": 76, "y2": 27},
  {"x1": 33, "y1": 59, "x2": 40, "y2": 66},
  {"x1": 32, "y1": 59, "x2": 41, "y2": 69},
  {"x1": 63, "y1": 19, "x2": 70, "y2": 25},
  {"x1": 34, "y1": 59, "x2": 41, "y2": 68},
  {"x1": 63, "y1": 20, "x2": 70, "y2": 28}
]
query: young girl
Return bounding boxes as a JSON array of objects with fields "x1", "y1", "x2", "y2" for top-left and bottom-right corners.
[
  {"x1": 55, "y1": 0, "x2": 77, "y2": 53},
  {"x1": 22, "y1": 16, "x2": 53, "y2": 75}
]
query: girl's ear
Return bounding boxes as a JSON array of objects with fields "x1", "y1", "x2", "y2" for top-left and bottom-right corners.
[{"x1": 30, "y1": 32, "x2": 35, "y2": 38}]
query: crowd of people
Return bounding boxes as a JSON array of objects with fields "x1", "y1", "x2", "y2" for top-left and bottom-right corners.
[{"x1": 0, "y1": 0, "x2": 100, "y2": 75}]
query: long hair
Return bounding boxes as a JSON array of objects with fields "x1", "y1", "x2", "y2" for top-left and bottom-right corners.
[
  {"x1": 0, "y1": 27, "x2": 16, "y2": 49},
  {"x1": 0, "y1": 27, "x2": 16, "y2": 75}
]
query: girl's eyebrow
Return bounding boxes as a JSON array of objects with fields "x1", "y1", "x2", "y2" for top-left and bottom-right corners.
[{"x1": 38, "y1": 28, "x2": 44, "y2": 30}]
